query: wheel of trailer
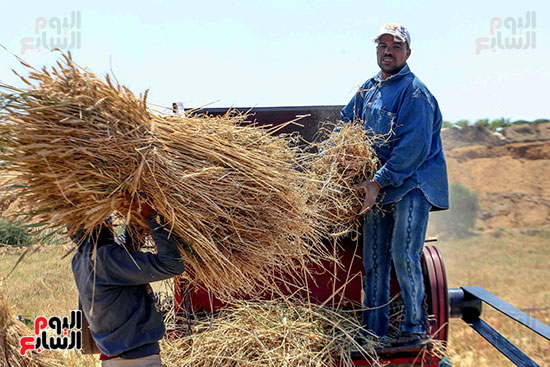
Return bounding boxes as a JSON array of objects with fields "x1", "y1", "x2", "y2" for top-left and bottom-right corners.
[{"x1": 421, "y1": 245, "x2": 449, "y2": 342}]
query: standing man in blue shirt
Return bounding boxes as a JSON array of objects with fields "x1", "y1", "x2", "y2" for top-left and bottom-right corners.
[{"x1": 341, "y1": 23, "x2": 449, "y2": 347}]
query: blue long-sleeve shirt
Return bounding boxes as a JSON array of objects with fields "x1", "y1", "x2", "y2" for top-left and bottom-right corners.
[
  {"x1": 71, "y1": 217, "x2": 186, "y2": 358},
  {"x1": 341, "y1": 64, "x2": 449, "y2": 210}
]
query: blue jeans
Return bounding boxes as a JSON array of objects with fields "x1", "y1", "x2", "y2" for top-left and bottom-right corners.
[{"x1": 362, "y1": 188, "x2": 431, "y2": 337}]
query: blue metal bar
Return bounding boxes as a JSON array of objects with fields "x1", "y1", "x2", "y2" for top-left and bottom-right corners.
[
  {"x1": 462, "y1": 286, "x2": 550, "y2": 340},
  {"x1": 468, "y1": 318, "x2": 540, "y2": 367}
]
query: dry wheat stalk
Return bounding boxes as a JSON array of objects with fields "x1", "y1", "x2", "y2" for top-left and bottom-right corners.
[
  {"x1": 0, "y1": 53, "x2": 328, "y2": 298},
  {"x1": 161, "y1": 299, "x2": 383, "y2": 367},
  {"x1": 306, "y1": 122, "x2": 381, "y2": 238},
  {"x1": 0, "y1": 289, "x2": 64, "y2": 367}
]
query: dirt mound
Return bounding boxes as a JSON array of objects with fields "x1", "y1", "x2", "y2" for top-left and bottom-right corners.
[
  {"x1": 442, "y1": 125, "x2": 506, "y2": 150},
  {"x1": 501, "y1": 123, "x2": 550, "y2": 143},
  {"x1": 448, "y1": 141, "x2": 550, "y2": 162},
  {"x1": 443, "y1": 123, "x2": 550, "y2": 230},
  {"x1": 442, "y1": 122, "x2": 549, "y2": 151}
]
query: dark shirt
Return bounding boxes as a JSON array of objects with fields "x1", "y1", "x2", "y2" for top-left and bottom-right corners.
[{"x1": 71, "y1": 217, "x2": 186, "y2": 358}]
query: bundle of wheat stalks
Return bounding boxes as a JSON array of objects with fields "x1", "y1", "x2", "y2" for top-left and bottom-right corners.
[
  {"x1": 0, "y1": 52, "x2": 385, "y2": 297},
  {"x1": 0, "y1": 53, "x2": 327, "y2": 298},
  {"x1": 0, "y1": 290, "x2": 64, "y2": 367},
  {"x1": 308, "y1": 123, "x2": 381, "y2": 237},
  {"x1": 161, "y1": 300, "x2": 382, "y2": 367}
]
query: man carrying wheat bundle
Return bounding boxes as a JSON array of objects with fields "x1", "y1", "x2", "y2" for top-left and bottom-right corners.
[{"x1": 72, "y1": 199, "x2": 186, "y2": 367}]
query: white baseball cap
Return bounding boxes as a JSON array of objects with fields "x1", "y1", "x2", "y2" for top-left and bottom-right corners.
[{"x1": 373, "y1": 23, "x2": 411, "y2": 46}]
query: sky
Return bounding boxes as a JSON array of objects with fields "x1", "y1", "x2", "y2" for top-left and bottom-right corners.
[{"x1": 1, "y1": 0, "x2": 548, "y2": 123}]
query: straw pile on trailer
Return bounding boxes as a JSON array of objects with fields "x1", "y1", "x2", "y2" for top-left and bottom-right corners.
[
  {"x1": 0, "y1": 290, "x2": 64, "y2": 367},
  {"x1": 0, "y1": 53, "x2": 327, "y2": 298},
  {"x1": 161, "y1": 300, "x2": 382, "y2": 367},
  {"x1": 308, "y1": 123, "x2": 381, "y2": 237}
]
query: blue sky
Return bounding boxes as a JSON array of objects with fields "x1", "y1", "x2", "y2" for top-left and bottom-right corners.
[{"x1": 1, "y1": 0, "x2": 548, "y2": 122}]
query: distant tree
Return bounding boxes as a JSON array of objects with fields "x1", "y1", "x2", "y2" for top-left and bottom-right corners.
[
  {"x1": 474, "y1": 118, "x2": 489, "y2": 127},
  {"x1": 442, "y1": 120, "x2": 454, "y2": 129},
  {"x1": 489, "y1": 117, "x2": 511, "y2": 130},
  {"x1": 430, "y1": 182, "x2": 479, "y2": 238},
  {"x1": 511, "y1": 120, "x2": 529, "y2": 125},
  {"x1": 533, "y1": 119, "x2": 550, "y2": 125},
  {"x1": 455, "y1": 119, "x2": 470, "y2": 128}
]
